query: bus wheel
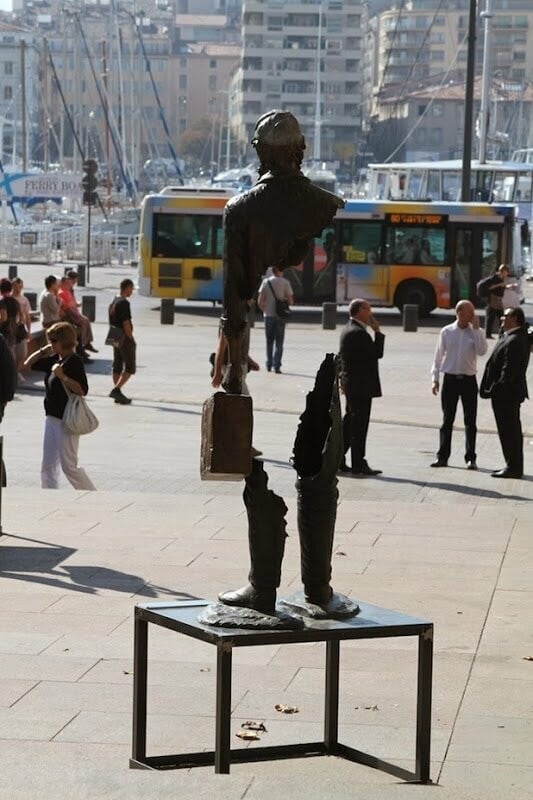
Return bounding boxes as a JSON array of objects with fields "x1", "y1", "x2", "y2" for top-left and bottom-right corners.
[{"x1": 394, "y1": 280, "x2": 436, "y2": 317}]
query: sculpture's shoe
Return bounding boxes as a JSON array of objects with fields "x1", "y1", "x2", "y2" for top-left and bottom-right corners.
[
  {"x1": 218, "y1": 584, "x2": 276, "y2": 615},
  {"x1": 304, "y1": 584, "x2": 333, "y2": 605}
]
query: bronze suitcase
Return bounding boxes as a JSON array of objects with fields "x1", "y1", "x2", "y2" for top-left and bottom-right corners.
[{"x1": 200, "y1": 393, "x2": 253, "y2": 480}]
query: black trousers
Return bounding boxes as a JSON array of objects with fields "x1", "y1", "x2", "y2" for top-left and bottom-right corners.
[
  {"x1": 491, "y1": 396, "x2": 524, "y2": 475},
  {"x1": 342, "y1": 396, "x2": 372, "y2": 471},
  {"x1": 437, "y1": 374, "x2": 478, "y2": 463},
  {"x1": 485, "y1": 305, "x2": 501, "y2": 337}
]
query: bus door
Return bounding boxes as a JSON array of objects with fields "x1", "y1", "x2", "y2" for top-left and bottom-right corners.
[
  {"x1": 336, "y1": 220, "x2": 385, "y2": 303},
  {"x1": 451, "y1": 226, "x2": 500, "y2": 306}
]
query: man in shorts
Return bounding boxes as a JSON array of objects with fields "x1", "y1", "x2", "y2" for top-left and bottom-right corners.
[{"x1": 109, "y1": 279, "x2": 136, "y2": 405}]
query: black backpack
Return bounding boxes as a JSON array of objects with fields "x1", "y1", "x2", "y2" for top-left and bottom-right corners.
[{"x1": 476, "y1": 275, "x2": 493, "y2": 301}]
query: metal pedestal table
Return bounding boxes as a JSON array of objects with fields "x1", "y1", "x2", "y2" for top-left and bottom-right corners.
[{"x1": 130, "y1": 599, "x2": 433, "y2": 782}]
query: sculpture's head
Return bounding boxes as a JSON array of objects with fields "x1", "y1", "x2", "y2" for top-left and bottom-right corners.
[{"x1": 251, "y1": 110, "x2": 306, "y2": 175}]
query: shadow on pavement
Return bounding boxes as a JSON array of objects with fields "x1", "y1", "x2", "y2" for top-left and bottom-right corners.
[
  {"x1": 374, "y1": 474, "x2": 531, "y2": 500},
  {"x1": 0, "y1": 533, "x2": 193, "y2": 598}
]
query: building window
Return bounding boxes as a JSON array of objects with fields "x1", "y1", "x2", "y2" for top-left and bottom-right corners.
[
  {"x1": 513, "y1": 51, "x2": 526, "y2": 61},
  {"x1": 4, "y1": 61, "x2": 13, "y2": 75},
  {"x1": 180, "y1": 57, "x2": 186, "y2": 68},
  {"x1": 179, "y1": 74, "x2": 187, "y2": 89},
  {"x1": 209, "y1": 74, "x2": 217, "y2": 91},
  {"x1": 4, "y1": 86, "x2": 12, "y2": 100},
  {"x1": 209, "y1": 59, "x2": 216, "y2": 69}
]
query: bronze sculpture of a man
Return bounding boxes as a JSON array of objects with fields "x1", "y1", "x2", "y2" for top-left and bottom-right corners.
[{"x1": 221, "y1": 110, "x2": 344, "y2": 394}]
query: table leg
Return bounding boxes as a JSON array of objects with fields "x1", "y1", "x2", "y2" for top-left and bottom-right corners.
[
  {"x1": 415, "y1": 626, "x2": 433, "y2": 783},
  {"x1": 132, "y1": 615, "x2": 148, "y2": 763},
  {"x1": 324, "y1": 639, "x2": 340, "y2": 752},
  {"x1": 215, "y1": 643, "x2": 233, "y2": 774}
]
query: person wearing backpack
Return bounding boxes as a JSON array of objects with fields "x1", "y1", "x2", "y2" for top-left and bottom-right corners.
[
  {"x1": 257, "y1": 266, "x2": 294, "y2": 374},
  {"x1": 478, "y1": 264, "x2": 517, "y2": 339}
]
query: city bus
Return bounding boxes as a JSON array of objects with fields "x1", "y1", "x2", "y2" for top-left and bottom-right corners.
[{"x1": 138, "y1": 189, "x2": 519, "y2": 315}]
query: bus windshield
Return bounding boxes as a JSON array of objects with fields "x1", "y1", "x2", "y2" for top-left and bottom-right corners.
[{"x1": 152, "y1": 213, "x2": 223, "y2": 259}]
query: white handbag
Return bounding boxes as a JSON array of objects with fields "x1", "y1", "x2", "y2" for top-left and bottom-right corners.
[{"x1": 63, "y1": 386, "x2": 99, "y2": 435}]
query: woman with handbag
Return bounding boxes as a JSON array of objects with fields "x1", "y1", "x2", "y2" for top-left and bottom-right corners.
[{"x1": 23, "y1": 322, "x2": 96, "y2": 490}]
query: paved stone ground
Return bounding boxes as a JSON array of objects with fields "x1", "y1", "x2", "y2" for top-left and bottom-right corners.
[{"x1": 0, "y1": 262, "x2": 532, "y2": 799}]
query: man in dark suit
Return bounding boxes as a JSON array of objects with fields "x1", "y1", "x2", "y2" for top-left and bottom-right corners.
[
  {"x1": 480, "y1": 306, "x2": 530, "y2": 478},
  {"x1": 339, "y1": 298, "x2": 385, "y2": 476}
]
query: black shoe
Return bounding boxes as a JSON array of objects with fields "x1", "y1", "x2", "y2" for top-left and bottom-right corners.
[
  {"x1": 353, "y1": 464, "x2": 382, "y2": 476},
  {"x1": 85, "y1": 344, "x2": 99, "y2": 353},
  {"x1": 338, "y1": 461, "x2": 351, "y2": 473},
  {"x1": 430, "y1": 459, "x2": 448, "y2": 467},
  {"x1": 218, "y1": 584, "x2": 275, "y2": 615},
  {"x1": 109, "y1": 388, "x2": 120, "y2": 399},
  {"x1": 111, "y1": 388, "x2": 132, "y2": 405},
  {"x1": 275, "y1": 368, "x2": 282, "y2": 374},
  {"x1": 466, "y1": 461, "x2": 477, "y2": 470},
  {"x1": 491, "y1": 469, "x2": 523, "y2": 479}
]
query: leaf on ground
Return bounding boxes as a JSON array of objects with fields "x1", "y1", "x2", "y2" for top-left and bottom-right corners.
[
  {"x1": 241, "y1": 721, "x2": 267, "y2": 732},
  {"x1": 364, "y1": 705, "x2": 379, "y2": 711},
  {"x1": 236, "y1": 729, "x2": 260, "y2": 741},
  {"x1": 335, "y1": 551, "x2": 347, "y2": 556},
  {"x1": 274, "y1": 703, "x2": 299, "y2": 714},
  {"x1": 523, "y1": 656, "x2": 533, "y2": 662},
  {"x1": 200, "y1": 667, "x2": 211, "y2": 672}
]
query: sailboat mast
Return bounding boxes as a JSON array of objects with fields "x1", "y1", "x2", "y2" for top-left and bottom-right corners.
[
  {"x1": 478, "y1": 0, "x2": 493, "y2": 164},
  {"x1": 313, "y1": 2, "x2": 323, "y2": 162},
  {"x1": 20, "y1": 39, "x2": 27, "y2": 170}
]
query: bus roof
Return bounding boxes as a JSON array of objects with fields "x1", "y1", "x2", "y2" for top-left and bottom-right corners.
[
  {"x1": 368, "y1": 159, "x2": 533, "y2": 173},
  {"x1": 341, "y1": 199, "x2": 516, "y2": 217}
]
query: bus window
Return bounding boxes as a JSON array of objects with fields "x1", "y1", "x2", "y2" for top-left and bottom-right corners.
[
  {"x1": 442, "y1": 172, "x2": 461, "y2": 202},
  {"x1": 340, "y1": 221, "x2": 382, "y2": 264},
  {"x1": 153, "y1": 213, "x2": 219, "y2": 258},
  {"x1": 481, "y1": 229, "x2": 499, "y2": 275},
  {"x1": 386, "y1": 226, "x2": 445, "y2": 265}
]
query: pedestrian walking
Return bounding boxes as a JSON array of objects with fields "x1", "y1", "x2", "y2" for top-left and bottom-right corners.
[
  {"x1": 430, "y1": 300, "x2": 487, "y2": 470},
  {"x1": 109, "y1": 279, "x2": 136, "y2": 405},
  {"x1": 480, "y1": 306, "x2": 530, "y2": 478},
  {"x1": 478, "y1": 264, "x2": 518, "y2": 339},
  {"x1": 339, "y1": 298, "x2": 385, "y2": 476},
  {"x1": 23, "y1": 322, "x2": 96, "y2": 490},
  {"x1": 0, "y1": 332, "x2": 16, "y2": 486},
  {"x1": 257, "y1": 266, "x2": 293, "y2": 373},
  {"x1": 11, "y1": 277, "x2": 32, "y2": 373}
]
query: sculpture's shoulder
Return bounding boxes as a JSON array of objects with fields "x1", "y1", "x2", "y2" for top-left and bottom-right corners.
[
  {"x1": 224, "y1": 184, "x2": 268, "y2": 226},
  {"x1": 303, "y1": 179, "x2": 345, "y2": 213}
]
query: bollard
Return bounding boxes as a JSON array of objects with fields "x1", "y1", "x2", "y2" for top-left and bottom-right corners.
[
  {"x1": 76, "y1": 263, "x2": 86, "y2": 287},
  {"x1": 8, "y1": 265, "x2": 17, "y2": 280},
  {"x1": 160, "y1": 298, "x2": 175, "y2": 324},
  {"x1": 25, "y1": 291, "x2": 37, "y2": 311},
  {"x1": 403, "y1": 304, "x2": 418, "y2": 332},
  {"x1": 322, "y1": 302, "x2": 337, "y2": 330},
  {"x1": 82, "y1": 295, "x2": 96, "y2": 322}
]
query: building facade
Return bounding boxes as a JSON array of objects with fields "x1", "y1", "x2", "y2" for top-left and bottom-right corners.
[{"x1": 232, "y1": 0, "x2": 364, "y2": 164}]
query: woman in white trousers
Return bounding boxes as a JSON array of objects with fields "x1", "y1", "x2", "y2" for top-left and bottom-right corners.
[{"x1": 24, "y1": 322, "x2": 96, "y2": 490}]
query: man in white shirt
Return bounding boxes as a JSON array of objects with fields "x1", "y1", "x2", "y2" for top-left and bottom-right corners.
[
  {"x1": 430, "y1": 300, "x2": 487, "y2": 469},
  {"x1": 257, "y1": 266, "x2": 294, "y2": 374}
]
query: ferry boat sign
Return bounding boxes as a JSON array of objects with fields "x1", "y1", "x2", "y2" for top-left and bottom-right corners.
[{"x1": 0, "y1": 172, "x2": 82, "y2": 201}]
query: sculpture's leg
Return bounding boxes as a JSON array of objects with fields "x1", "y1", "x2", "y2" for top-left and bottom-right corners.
[
  {"x1": 297, "y1": 477, "x2": 338, "y2": 604},
  {"x1": 218, "y1": 459, "x2": 287, "y2": 615}
]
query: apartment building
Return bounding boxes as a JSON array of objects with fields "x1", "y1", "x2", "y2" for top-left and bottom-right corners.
[
  {"x1": 232, "y1": 0, "x2": 364, "y2": 164},
  {"x1": 0, "y1": 20, "x2": 39, "y2": 167},
  {"x1": 363, "y1": 0, "x2": 533, "y2": 161}
]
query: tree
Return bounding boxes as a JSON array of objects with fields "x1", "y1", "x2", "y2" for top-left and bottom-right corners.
[{"x1": 178, "y1": 115, "x2": 220, "y2": 169}]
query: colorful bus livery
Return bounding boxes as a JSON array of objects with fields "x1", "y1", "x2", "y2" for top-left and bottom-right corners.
[
  {"x1": 138, "y1": 188, "x2": 231, "y2": 301},
  {"x1": 138, "y1": 190, "x2": 518, "y2": 316},
  {"x1": 331, "y1": 200, "x2": 518, "y2": 315}
]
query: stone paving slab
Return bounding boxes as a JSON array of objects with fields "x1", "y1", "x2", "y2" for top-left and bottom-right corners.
[{"x1": 0, "y1": 264, "x2": 531, "y2": 798}]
